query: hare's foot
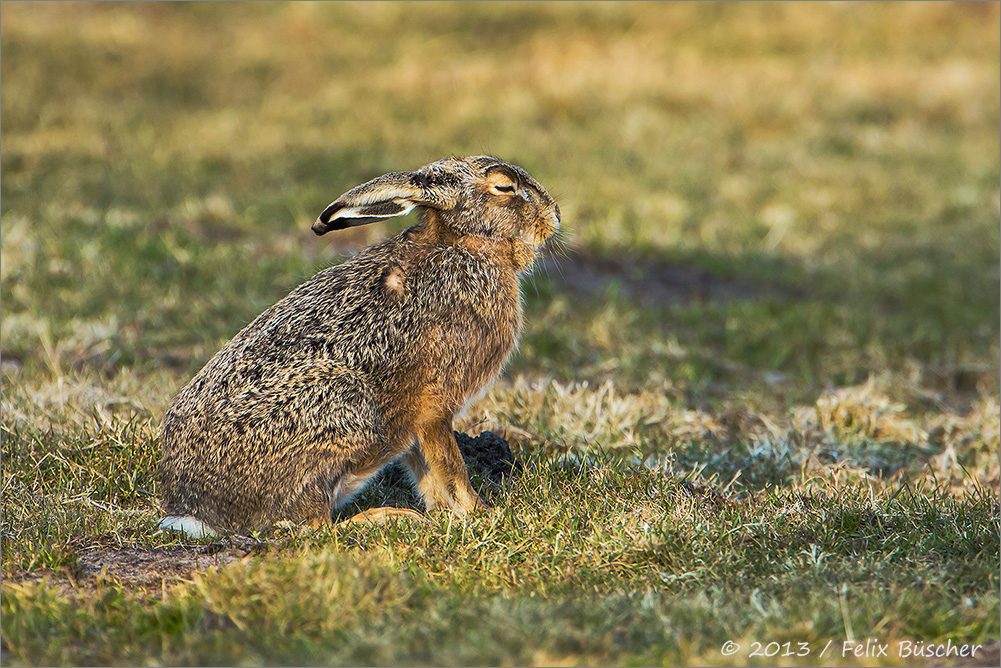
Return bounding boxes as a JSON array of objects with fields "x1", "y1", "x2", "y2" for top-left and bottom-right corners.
[
  {"x1": 160, "y1": 515, "x2": 216, "y2": 538},
  {"x1": 404, "y1": 421, "x2": 491, "y2": 515},
  {"x1": 341, "y1": 507, "x2": 428, "y2": 525}
]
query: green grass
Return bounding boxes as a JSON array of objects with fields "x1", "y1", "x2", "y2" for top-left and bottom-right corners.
[{"x1": 2, "y1": 2, "x2": 999, "y2": 666}]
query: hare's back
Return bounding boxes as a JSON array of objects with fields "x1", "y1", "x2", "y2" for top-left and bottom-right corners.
[{"x1": 164, "y1": 252, "x2": 401, "y2": 422}]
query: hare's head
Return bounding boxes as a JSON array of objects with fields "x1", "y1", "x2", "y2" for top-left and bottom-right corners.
[{"x1": 312, "y1": 156, "x2": 560, "y2": 264}]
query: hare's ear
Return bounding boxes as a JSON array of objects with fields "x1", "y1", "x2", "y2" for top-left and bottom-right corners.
[{"x1": 312, "y1": 170, "x2": 453, "y2": 235}]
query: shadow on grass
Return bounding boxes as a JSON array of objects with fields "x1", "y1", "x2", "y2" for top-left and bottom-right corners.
[{"x1": 521, "y1": 242, "x2": 998, "y2": 393}]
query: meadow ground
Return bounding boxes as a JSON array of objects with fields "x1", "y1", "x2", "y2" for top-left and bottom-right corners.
[{"x1": 1, "y1": 2, "x2": 999, "y2": 666}]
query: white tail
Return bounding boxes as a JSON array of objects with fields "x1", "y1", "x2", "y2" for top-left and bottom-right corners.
[{"x1": 160, "y1": 515, "x2": 215, "y2": 538}]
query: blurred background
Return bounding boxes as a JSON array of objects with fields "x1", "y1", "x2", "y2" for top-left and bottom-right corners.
[{"x1": 2, "y1": 1, "x2": 999, "y2": 400}]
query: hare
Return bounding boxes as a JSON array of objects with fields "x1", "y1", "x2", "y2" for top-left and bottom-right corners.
[{"x1": 158, "y1": 156, "x2": 560, "y2": 537}]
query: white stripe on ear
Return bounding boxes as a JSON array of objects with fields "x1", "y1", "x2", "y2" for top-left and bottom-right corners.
[
  {"x1": 313, "y1": 171, "x2": 441, "y2": 235},
  {"x1": 331, "y1": 199, "x2": 417, "y2": 222}
]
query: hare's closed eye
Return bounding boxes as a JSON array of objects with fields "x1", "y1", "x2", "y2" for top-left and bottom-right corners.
[
  {"x1": 488, "y1": 180, "x2": 518, "y2": 197},
  {"x1": 484, "y1": 165, "x2": 520, "y2": 197}
]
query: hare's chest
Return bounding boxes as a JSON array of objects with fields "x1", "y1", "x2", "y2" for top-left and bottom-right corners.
[
  {"x1": 407, "y1": 258, "x2": 521, "y2": 388},
  {"x1": 412, "y1": 251, "x2": 520, "y2": 324}
]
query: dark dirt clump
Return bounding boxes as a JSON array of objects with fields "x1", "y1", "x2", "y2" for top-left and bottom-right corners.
[{"x1": 455, "y1": 430, "x2": 523, "y2": 486}]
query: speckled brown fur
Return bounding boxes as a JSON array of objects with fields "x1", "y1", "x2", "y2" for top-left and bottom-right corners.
[{"x1": 158, "y1": 156, "x2": 560, "y2": 534}]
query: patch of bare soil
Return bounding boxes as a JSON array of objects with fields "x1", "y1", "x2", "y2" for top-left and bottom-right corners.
[
  {"x1": 68, "y1": 534, "x2": 269, "y2": 587},
  {"x1": 540, "y1": 254, "x2": 805, "y2": 304}
]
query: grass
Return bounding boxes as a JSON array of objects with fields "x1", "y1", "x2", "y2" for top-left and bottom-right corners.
[{"x1": 1, "y1": 1, "x2": 999, "y2": 666}]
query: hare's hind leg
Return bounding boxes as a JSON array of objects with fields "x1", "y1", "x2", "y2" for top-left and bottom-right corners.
[
  {"x1": 402, "y1": 420, "x2": 490, "y2": 515},
  {"x1": 342, "y1": 507, "x2": 427, "y2": 525},
  {"x1": 301, "y1": 448, "x2": 427, "y2": 528},
  {"x1": 329, "y1": 452, "x2": 429, "y2": 526}
]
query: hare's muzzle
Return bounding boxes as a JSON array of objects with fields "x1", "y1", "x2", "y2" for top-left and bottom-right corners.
[{"x1": 537, "y1": 204, "x2": 561, "y2": 245}]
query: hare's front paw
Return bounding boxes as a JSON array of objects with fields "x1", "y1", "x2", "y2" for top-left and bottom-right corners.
[
  {"x1": 418, "y1": 486, "x2": 490, "y2": 516},
  {"x1": 446, "y1": 489, "x2": 492, "y2": 516}
]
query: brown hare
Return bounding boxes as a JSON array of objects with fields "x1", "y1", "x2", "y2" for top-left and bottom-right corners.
[{"x1": 158, "y1": 156, "x2": 560, "y2": 536}]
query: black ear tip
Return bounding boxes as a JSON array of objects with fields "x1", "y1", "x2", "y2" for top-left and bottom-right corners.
[
  {"x1": 312, "y1": 201, "x2": 345, "y2": 235},
  {"x1": 311, "y1": 218, "x2": 331, "y2": 235}
]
